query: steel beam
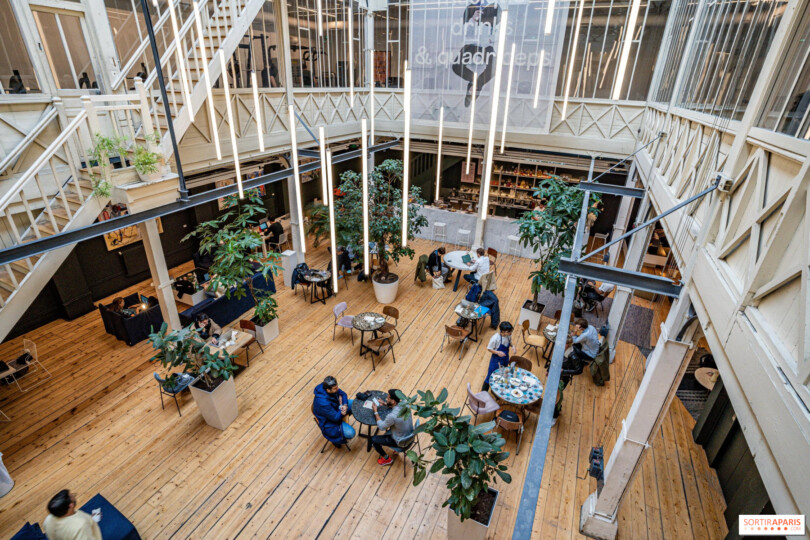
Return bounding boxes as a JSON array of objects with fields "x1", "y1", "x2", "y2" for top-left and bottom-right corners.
[
  {"x1": 559, "y1": 258, "x2": 682, "y2": 297},
  {"x1": 576, "y1": 182, "x2": 645, "y2": 198},
  {"x1": 0, "y1": 139, "x2": 400, "y2": 266},
  {"x1": 298, "y1": 148, "x2": 320, "y2": 158}
]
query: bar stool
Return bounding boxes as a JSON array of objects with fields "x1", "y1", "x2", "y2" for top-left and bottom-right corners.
[
  {"x1": 507, "y1": 235, "x2": 521, "y2": 260},
  {"x1": 457, "y1": 229, "x2": 472, "y2": 249},
  {"x1": 433, "y1": 222, "x2": 447, "y2": 243}
]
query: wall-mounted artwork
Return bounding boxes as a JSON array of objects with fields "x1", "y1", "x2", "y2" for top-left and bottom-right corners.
[{"x1": 99, "y1": 202, "x2": 163, "y2": 251}]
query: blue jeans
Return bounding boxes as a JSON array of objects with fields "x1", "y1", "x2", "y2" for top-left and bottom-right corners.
[
  {"x1": 342, "y1": 399, "x2": 356, "y2": 440},
  {"x1": 463, "y1": 272, "x2": 478, "y2": 284}
]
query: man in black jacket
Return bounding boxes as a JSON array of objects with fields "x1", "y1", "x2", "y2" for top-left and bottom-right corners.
[
  {"x1": 427, "y1": 247, "x2": 453, "y2": 282},
  {"x1": 268, "y1": 219, "x2": 284, "y2": 245}
]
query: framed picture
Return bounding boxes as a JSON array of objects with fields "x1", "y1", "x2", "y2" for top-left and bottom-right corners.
[{"x1": 99, "y1": 202, "x2": 163, "y2": 251}]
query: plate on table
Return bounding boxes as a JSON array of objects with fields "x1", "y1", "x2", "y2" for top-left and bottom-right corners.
[
  {"x1": 375, "y1": 317, "x2": 385, "y2": 324},
  {"x1": 519, "y1": 384, "x2": 528, "y2": 392},
  {"x1": 511, "y1": 389, "x2": 524, "y2": 398},
  {"x1": 509, "y1": 378, "x2": 522, "y2": 386}
]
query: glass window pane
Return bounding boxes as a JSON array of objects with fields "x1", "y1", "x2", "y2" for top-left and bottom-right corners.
[
  {"x1": 0, "y1": 0, "x2": 40, "y2": 93},
  {"x1": 33, "y1": 11, "x2": 76, "y2": 89},
  {"x1": 60, "y1": 14, "x2": 98, "y2": 89},
  {"x1": 106, "y1": 0, "x2": 144, "y2": 71}
]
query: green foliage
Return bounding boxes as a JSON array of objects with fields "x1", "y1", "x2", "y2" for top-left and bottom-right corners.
[
  {"x1": 132, "y1": 144, "x2": 161, "y2": 175},
  {"x1": 253, "y1": 289, "x2": 278, "y2": 326},
  {"x1": 88, "y1": 133, "x2": 128, "y2": 168},
  {"x1": 148, "y1": 322, "x2": 237, "y2": 389},
  {"x1": 332, "y1": 159, "x2": 428, "y2": 279},
  {"x1": 306, "y1": 202, "x2": 330, "y2": 248},
  {"x1": 517, "y1": 179, "x2": 601, "y2": 300},
  {"x1": 90, "y1": 176, "x2": 112, "y2": 199},
  {"x1": 182, "y1": 191, "x2": 281, "y2": 318},
  {"x1": 398, "y1": 388, "x2": 511, "y2": 522}
]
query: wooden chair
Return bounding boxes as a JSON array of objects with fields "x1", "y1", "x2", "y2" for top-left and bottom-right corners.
[
  {"x1": 364, "y1": 332, "x2": 396, "y2": 371},
  {"x1": 311, "y1": 404, "x2": 351, "y2": 452},
  {"x1": 379, "y1": 306, "x2": 401, "y2": 342},
  {"x1": 509, "y1": 355, "x2": 533, "y2": 372},
  {"x1": 521, "y1": 320, "x2": 549, "y2": 366},
  {"x1": 521, "y1": 398, "x2": 543, "y2": 423},
  {"x1": 487, "y1": 248, "x2": 499, "y2": 275},
  {"x1": 495, "y1": 408, "x2": 525, "y2": 455},
  {"x1": 441, "y1": 325, "x2": 471, "y2": 359},
  {"x1": 238, "y1": 320, "x2": 265, "y2": 367}
]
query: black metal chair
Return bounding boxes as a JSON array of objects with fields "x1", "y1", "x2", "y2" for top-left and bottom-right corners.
[{"x1": 154, "y1": 372, "x2": 194, "y2": 416}]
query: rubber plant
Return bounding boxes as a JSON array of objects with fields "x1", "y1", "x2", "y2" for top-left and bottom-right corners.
[
  {"x1": 182, "y1": 191, "x2": 281, "y2": 322},
  {"x1": 399, "y1": 389, "x2": 511, "y2": 522},
  {"x1": 517, "y1": 178, "x2": 601, "y2": 308},
  {"x1": 305, "y1": 202, "x2": 330, "y2": 248},
  {"x1": 332, "y1": 159, "x2": 428, "y2": 282}
]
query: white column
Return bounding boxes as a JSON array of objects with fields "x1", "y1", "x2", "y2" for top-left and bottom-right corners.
[
  {"x1": 138, "y1": 219, "x2": 181, "y2": 330},
  {"x1": 580, "y1": 289, "x2": 695, "y2": 540}
]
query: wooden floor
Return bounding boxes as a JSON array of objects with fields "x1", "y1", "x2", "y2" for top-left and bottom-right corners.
[{"x1": 0, "y1": 238, "x2": 727, "y2": 539}]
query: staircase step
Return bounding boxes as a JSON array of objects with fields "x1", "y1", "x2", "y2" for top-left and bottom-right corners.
[
  {"x1": 0, "y1": 267, "x2": 25, "y2": 292},
  {"x1": 9, "y1": 256, "x2": 39, "y2": 274}
]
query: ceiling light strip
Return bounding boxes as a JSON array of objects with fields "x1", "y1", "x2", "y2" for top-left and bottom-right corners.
[
  {"x1": 481, "y1": 10, "x2": 509, "y2": 221},
  {"x1": 251, "y1": 72, "x2": 265, "y2": 152},
  {"x1": 192, "y1": 1, "x2": 221, "y2": 160},
  {"x1": 167, "y1": 0, "x2": 194, "y2": 124},
  {"x1": 561, "y1": 0, "x2": 585, "y2": 121},
  {"x1": 466, "y1": 71, "x2": 478, "y2": 175},
  {"x1": 219, "y1": 50, "x2": 243, "y2": 199},
  {"x1": 401, "y1": 61, "x2": 412, "y2": 246},
  {"x1": 533, "y1": 49, "x2": 546, "y2": 108},
  {"x1": 611, "y1": 0, "x2": 642, "y2": 100},
  {"x1": 319, "y1": 126, "x2": 328, "y2": 205},
  {"x1": 326, "y1": 150, "x2": 338, "y2": 293},
  {"x1": 348, "y1": 4, "x2": 355, "y2": 108},
  {"x1": 500, "y1": 43, "x2": 516, "y2": 154},
  {"x1": 316, "y1": 0, "x2": 323, "y2": 36},
  {"x1": 288, "y1": 105, "x2": 306, "y2": 254},
  {"x1": 435, "y1": 106, "x2": 444, "y2": 201},
  {"x1": 362, "y1": 118, "x2": 370, "y2": 276},
  {"x1": 370, "y1": 67, "x2": 375, "y2": 145}
]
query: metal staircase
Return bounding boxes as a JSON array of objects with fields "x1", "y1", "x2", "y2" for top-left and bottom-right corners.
[{"x1": 0, "y1": 0, "x2": 264, "y2": 341}]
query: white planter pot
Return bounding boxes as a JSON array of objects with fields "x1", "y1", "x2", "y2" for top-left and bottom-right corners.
[
  {"x1": 372, "y1": 274, "x2": 400, "y2": 304},
  {"x1": 137, "y1": 170, "x2": 163, "y2": 183},
  {"x1": 446, "y1": 489, "x2": 498, "y2": 540},
  {"x1": 173, "y1": 288, "x2": 207, "y2": 306},
  {"x1": 253, "y1": 317, "x2": 279, "y2": 346},
  {"x1": 518, "y1": 300, "x2": 544, "y2": 330},
  {"x1": 0, "y1": 452, "x2": 13, "y2": 498},
  {"x1": 189, "y1": 376, "x2": 238, "y2": 430}
]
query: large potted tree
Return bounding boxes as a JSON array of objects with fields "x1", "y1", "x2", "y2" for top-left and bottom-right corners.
[
  {"x1": 183, "y1": 191, "x2": 282, "y2": 343},
  {"x1": 149, "y1": 322, "x2": 239, "y2": 430},
  {"x1": 332, "y1": 159, "x2": 428, "y2": 304},
  {"x1": 516, "y1": 178, "x2": 601, "y2": 328},
  {"x1": 400, "y1": 389, "x2": 511, "y2": 540}
]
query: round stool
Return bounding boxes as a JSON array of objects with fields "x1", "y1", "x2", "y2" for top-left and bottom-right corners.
[
  {"x1": 457, "y1": 229, "x2": 472, "y2": 249},
  {"x1": 433, "y1": 222, "x2": 447, "y2": 243}
]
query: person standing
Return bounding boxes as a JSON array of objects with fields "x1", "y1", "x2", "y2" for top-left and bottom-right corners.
[
  {"x1": 312, "y1": 376, "x2": 356, "y2": 447},
  {"x1": 370, "y1": 389, "x2": 414, "y2": 466},
  {"x1": 42, "y1": 490, "x2": 102, "y2": 540},
  {"x1": 483, "y1": 321, "x2": 515, "y2": 390}
]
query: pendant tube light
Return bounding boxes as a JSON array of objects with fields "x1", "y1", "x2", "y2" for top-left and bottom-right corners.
[
  {"x1": 533, "y1": 49, "x2": 546, "y2": 108},
  {"x1": 561, "y1": 0, "x2": 586, "y2": 121},
  {"x1": 361, "y1": 118, "x2": 370, "y2": 276},
  {"x1": 326, "y1": 150, "x2": 338, "y2": 293},
  {"x1": 348, "y1": 4, "x2": 355, "y2": 108},
  {"x1": 167, "y1": 0, "x2": 194, "y2": 123},
  {"x1": 465, "y1": 71, "x2": 478, "y2": 175},
  {"x1": 370, "y1": 66, "x2": 375, "y2": 145},
  {"x1": 251, "y1": 72, "x2": 265, "y2": 152},
  {"x1": 435, "y1": 106, "x2": 444, "y2": 201},
  {"x1": 288, "y1": 105, "x2": 306, "y2": 254},
  {"x1": 544, "y1": 0, "x2": 555, "y2": 35},
  {"x1": 611, "y1": 0, "x2": 642, "y2": 100},
  {"x1": 319, "y1": 126, "x2": 328, "y2": 205},
  {"x1": 500, "y1": 42, "x2": 516, "y2": 154},
  {"x1": 401, "y1": 61, "x2": 412, "y2": 246},
  {"x1": 316, "y1": 0, "x2": 323, "y2": 37},
  {"x1": 193, "y1": 1, "x2": 221, "y2": 160},
  {"x1": 219, "y1": 50, "x2": 243, "y2": 199},
  {"x1": 480, "y1": 10, "x2": 509, "y2": 221}
]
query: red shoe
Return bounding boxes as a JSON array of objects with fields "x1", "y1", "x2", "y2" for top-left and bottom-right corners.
[{"x1": 377, "y1": 456, "x2": 394, "y2": 466}]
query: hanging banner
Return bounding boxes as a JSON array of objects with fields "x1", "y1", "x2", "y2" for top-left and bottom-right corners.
[{"x1": 409, "y1": 0, "x2": 568, "y2": 134}]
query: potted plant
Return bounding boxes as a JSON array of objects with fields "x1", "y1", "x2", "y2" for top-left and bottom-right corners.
[
  {"x1": 305, "y1": 202, "x2": 330, "y2": 248},
  {"x1": 88, "y1": 133, "x2": 128, "y2": 198},
  {"x1": 132, "y1": 135, "x2": 164, "y2": 182},
  {"x1": 332, "y1": 159, "x2": 428, "y2": 303},
  {"x1": 400, "y1": 389, "x2": 511, "y2": 540},
  {"x1": 516, "y1": 178, "x2": 601, "y2": 328},
  {"x1": 148, "y1": 322, "x2": 240, "y2": 430},
  {"x1": 183, "y1": 191, "x2": 282, "y2": 337}
]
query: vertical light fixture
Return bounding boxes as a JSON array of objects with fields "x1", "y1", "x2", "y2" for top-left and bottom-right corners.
[
  {"x1": 251, "y1": 72, "x2": 265, "y2": 152},
  {"x1": 326, "y1": 150, "x2": 338, "y2": 293},
  {"x1": 561, "y1": 0, "x2": 586, "y2": 121},
  {"x1": 545, "y1": 0, "x2": 555, "y2": 35},
  {"x1": 167, "y1": 0, "x2": 193, "y2": 123},
  {"x1": 401, "y1": 61, "x2": 412, "y2": 246},
  {"x1": 465, "y1": 71, "x2": 478, "y2": 174},
  {"x1": 319, "y1": 126, "x2": 328, "y2": 205},
  {"x1": 500, "y1": 42, "x2": 516, "y2": 154},
  {"x1": 480, "y1": 10, "x2": 509, "y2": 221},
  {"x1": 219, "y1": 50, "x2": 243, "y2": 198},
  {"x1": 370, "y1": 62, "x2": 375, "y2": 145},
  {"x1": 435, "y1": 106, "x2": 444, "y2": 201},
  {"x1": 533, "y1": 49, "x2": 546, "y2": 108},
  {"x1": 348, "y1": 3, "x2": 355, "y2": 108},
  {"x1": 611, "y1": 0, "x2": 642, "y2": 100},
  {"x1": 316, "y1": 0, "x2": 323, "y2": 36},
  {"x1": 361, "y1": 118, "x2": 370, "y2": 276},
  {"x1": 193, "y1": 0, "x2": 221, "y2": 160},
  {"x1": 288, "y1": 105, "x2": 306, "y2": 254}
]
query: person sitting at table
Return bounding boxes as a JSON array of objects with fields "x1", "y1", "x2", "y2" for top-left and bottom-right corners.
[
  {"x1": 563, "y1": 318, "x2": 600, "y2": 375},
  {"x1": 336, "y1": 246, "x2": 353, "y2": 274},
  {"x1": 194, "y1": 313, "x2": 222, "y2": 344},
  {"x1": 463, "y1": 247, "x2": 490, "y2": 285},
  {"x1": 43, "y1": 489, "x2": 102, "y2": 540},
  {"x1": 427, "y1": 246, "x2": 453, "y2": 282},
  {"x1": 267, "y1": 218, "x2": 284, "y2": 245},
  {"x1": 109, "y1": 297, "x2": 144, "y2": 317},
  {"x1": 483, "y1": 321, "x2": 516, "y2": 391},
  {"x1": 371, "y1": 389, "x2": 414, "y2": 466},
  {"x1": 312, "y1": 376, "x2": 356, "y2": 447}
]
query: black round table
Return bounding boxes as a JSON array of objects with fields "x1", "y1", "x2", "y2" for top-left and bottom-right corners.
[
  {"x1": 352, "y1": 312, "x2": 386, "y2": 356},
  {"x1": 303, "y1": 270, "x2": 332, "y2": 304},
  {"x1": 351, "y1": 390, "x2": 391, "y2": 451}
]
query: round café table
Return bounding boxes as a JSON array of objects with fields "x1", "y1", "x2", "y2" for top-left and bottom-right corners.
[
  {"x1": 443, "y1": 250, "x2": 476, "y2": 292},
  {"x1": 455, "y1": 302, "x2": 486, "y2": 342},
  {"x1": 489, "y1": 366, "x2": 543, "y2": 406},
  {"x1": 303, "y1": 270, "x2": 332, "y2": 304},
  {"x1": 352, "y1": 312, "x2": 386, "y2": 356},
  {"x1": 351, "y1": 390, "x2": 391, "y2": 451}
]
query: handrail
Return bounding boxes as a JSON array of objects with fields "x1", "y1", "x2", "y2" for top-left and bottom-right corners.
[
  {"x1": 0, "y1": 110, "x2": 87, "y2": 212},
  {"x1": 0, "y1": 108, "x2": 58, "y2": 177}
]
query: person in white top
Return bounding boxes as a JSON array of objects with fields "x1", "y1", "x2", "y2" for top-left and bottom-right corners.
[
  {"x1": 483, "y1": 321, "x2": 516, "y2": 390},
  {"x1": 43, "y1": 490, "x2": 102, "y2": 540},
  {"x1": 463, "y1": 247, "x2": 491, "y2": 284}
]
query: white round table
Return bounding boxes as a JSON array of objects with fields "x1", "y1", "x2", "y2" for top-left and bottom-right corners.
[{"x1": 443, "y1": 250, "x2": 475, "y2": 291}]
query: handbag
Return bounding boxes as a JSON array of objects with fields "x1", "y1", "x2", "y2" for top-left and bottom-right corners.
[{"x1": 432, "y1": 276, "x2": 445, "y2": 289}]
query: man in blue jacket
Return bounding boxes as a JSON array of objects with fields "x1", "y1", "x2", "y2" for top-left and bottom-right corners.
[{"x1": 313, "y1": 376, "x2": 356, "y2": 447}]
